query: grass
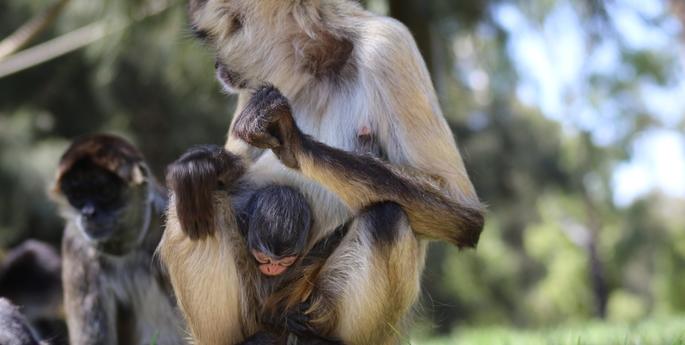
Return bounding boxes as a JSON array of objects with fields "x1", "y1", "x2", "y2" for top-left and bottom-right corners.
[{"x1": 414, "y1": 316, "x2": 685, "y2": 345}]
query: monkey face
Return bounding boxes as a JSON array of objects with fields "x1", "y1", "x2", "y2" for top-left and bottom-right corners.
[
  {"x1": 188, "y1": 0, "x2": 315, "y2": 93},
  {"x1": 251, "y1": 250, "x2": 298, "y2": 276},
  {"x1": 248, "y1": 229, "x2": 304, "y2": 277},
  {"x1": 59, "y1": 160, "x2": 150, "y2": 255},
  {"x1": 243, "y1": 185, "x2": 312, "y2": 276}
]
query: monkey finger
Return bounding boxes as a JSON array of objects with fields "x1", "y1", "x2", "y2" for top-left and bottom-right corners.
[
  {"x1": 285, "y1": 312, "x2": 314, "y2": 337},
  {"x1": 246, "y1": 132, "x2": 281, "y2": 149},
  {"x1": 272, "y1": 147, "x2": 299, "y2": 169}
]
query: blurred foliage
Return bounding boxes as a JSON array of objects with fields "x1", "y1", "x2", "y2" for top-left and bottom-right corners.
[
  {"x1": 418, "y1": 316, "x2": 685, "y2": 345},
  {"x1": 1, "y1": 0, "x2": 684, "y2": 338}
]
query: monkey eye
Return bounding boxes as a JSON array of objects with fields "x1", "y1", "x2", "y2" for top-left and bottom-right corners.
[
  {"x1": 252, "y1": 251, "x2": 270, "y2": 264},
  {"x1": 279, "y1": 256, "x2": 297, "y2": 267}
]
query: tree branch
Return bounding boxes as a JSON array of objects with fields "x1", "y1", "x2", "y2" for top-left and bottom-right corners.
[{"x1": 0, "y1": 0, "x2": 71, "y2": 60}]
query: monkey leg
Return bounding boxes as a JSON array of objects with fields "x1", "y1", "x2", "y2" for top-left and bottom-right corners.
[
  {"x1": 160, "y1": 194, "x2": 251, "y2": 345},
  {"x1": 303, "y1": 202, "x2": 426, "y2": 345}
]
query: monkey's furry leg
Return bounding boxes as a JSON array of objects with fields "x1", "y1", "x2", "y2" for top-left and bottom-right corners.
[{"x1": 291, "y1": 202, "x2": 425, "y2": 345}]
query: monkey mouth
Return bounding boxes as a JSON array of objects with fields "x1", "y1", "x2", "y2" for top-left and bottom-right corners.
[
  {"x1": 81, "y1": 223, "x2": 116, "y2": 242},
  {"x1": 259, "y1": 263, "x2": 287, "y2": 276},
  {"x1": 215, "y1": 62, "x2": 247, "y2": 92}
]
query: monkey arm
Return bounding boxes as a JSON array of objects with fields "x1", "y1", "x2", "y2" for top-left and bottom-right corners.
[
  {"x1": 226, "y1": 92, "x2": 267, "y2": 164},
  {"x1": 297, "y1": 19, "x2": 484, "y2": 248},
  {"x1": 62, "y1": 229, "x2": 117, "y2": 345},
  {"x1": 233, "y1": 85, "x2": 484, "y2": 248},
  {"x1": 292, "y1": 135, "x2": 483, "y2": 248}
]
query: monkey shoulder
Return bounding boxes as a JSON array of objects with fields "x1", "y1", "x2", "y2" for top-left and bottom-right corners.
[{"x1": 356, "y1": 16, "x2": 422, "y2": 66}]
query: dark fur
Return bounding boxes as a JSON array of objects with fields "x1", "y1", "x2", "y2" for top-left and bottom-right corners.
[
  {"x1": 56, "y1": 134, "x2": 144, "y2": 187},
  {"x1": 360, "y1": 202, "x2": 403, "y2": 246},
  {"x1": 232, "y1": 86, "x2": 301, "y2": 169},
  {"x1": 300, "y1": 137, "x2": 484, "y2": 248},
  {"x1": 0, "y1": 240, "x2": 65, "y2": 344},
  {"x1": 0, "y1": 298, "x2": 42, "y2": 345},
  {"x1": 241, "y1": 185, "x2": 312, "y2": 258},
  {"x1": 55, "y1": 134, "x2": 184, "y2": 345},
  {"x1": 234, "y1": 87, "x2": 484, "y2": 248},
  {"x1": 166, "y1": 145, "x2": 245, "y2": 240},
  {"x1": 300, "y1": 30, "x2": 355, "y2": 79}
]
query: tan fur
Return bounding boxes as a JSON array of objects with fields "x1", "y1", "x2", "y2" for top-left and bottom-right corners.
[
  {"x1": 160, "y1": 194, "x2": 257, "y2": 344},
  {"x1": 161, "y1": 1, "x2": 485, "y2": 344}
]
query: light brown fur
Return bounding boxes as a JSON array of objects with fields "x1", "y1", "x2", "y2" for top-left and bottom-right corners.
[{"x1": 160, "y1": 1, "x2": 485, "y2": 344}]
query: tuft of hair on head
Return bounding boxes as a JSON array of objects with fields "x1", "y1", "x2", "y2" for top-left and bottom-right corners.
[
  {"x1": 245, "y1": 185, "x2": 312, "y2": 258},
  {"x1": 54, "y1": 134, "x2": 147, "y2": 195},
  {"x1": 166, "y1": 145, "x2": 245, "y2": 240}
]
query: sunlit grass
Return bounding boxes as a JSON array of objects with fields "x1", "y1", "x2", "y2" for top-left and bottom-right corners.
[{"x1": 415, "y1": 316, "x2": 685, "y2": 345}]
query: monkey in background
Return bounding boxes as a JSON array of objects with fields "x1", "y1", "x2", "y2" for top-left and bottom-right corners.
[
  {"x1": 165, "y1": 145, "x2": 344, "y2": 345},
  {"x1": 0, "y1": 298, "x2": 44, "y2": 345},
  {"x1": 51, "y1": 134, "x2": 185, "y2": 345},
  {"x1": 163, "y1": 0, "x2": 486, "y2": 343},
  {"x1": 0, "y1": 240, "x2": 66, "y2": 344}
]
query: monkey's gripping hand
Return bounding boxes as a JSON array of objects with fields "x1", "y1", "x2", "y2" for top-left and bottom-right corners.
[
  {"x1": 166, "y1": 145, "x2": 246, "y2": 240},
  {"x1": 264, "y1": 300, "x2": 336, "y2": 342},
  {"x1": 233, "y1": 86, "x2": 302, "y2": 169}
]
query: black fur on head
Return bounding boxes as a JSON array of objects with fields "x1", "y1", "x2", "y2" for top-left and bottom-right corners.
[
  {"x1": 55, "y1": 134, "x2": 155, "y2": 252},
  {"x1": 243, "y1": 185, "x2": 312, "y2": 259},
  {"x1": 59, "y1": 159, "x2": 128, "y2": 218},
  {"x1": 166, "y1": 145, "x2": 245, "y2": 240}
]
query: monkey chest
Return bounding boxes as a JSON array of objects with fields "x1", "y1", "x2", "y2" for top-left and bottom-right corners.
[{"x1": 297, "y1": 112, "x2": 384, "y2": 158}]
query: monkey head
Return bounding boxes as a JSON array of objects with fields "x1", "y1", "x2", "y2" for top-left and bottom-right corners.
[
  {"x1": 53, "y1": 134, "x2": 158, "y2": 256},
  {"x1": 187, "y1": 0, "x2": 356, "y2": 94},
  {"x1": 242, "y1": 185, "x2": 312, "y2": 277}
]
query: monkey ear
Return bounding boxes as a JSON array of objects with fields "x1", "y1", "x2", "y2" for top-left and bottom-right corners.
[
  {"x1": 127, "y1": 163, "x2": 148, "y2": 185},
  {"x1": 291, "y1": 3, "x2": 354, "y2": 78}
]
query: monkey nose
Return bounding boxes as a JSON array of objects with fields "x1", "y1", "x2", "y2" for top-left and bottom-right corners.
[
  {"x1": 259, "y1": 263, "x2": 287, "y2": 276},
  {"x1": 81, "y1": 204, "x2": 96, "y2": 217}
]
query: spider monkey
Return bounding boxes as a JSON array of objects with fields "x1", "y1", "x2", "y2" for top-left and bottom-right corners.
[
  {"x1": 161, "y1": 1, "x2": 486, "y2": 344},
  {"x1": 52, "y1": 134, "x2": 185, "y2": 345},
  {"x1": 241, "y1": 185, "x2": 352, "y2": 345},
  {"x1": 165, "y1": 145, "x2": 345, "y2": 345}
]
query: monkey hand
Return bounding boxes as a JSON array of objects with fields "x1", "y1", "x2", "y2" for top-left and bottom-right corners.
[
  {"x1": 283, "y1": 301, "x2": 316, "y2": 337},
  {"x1": 263, "y1": 300, "x2": 316, "y2": 337},
  {"x1": 166, "y1": 145, "x2": 245, "y2": 240},
  {"x1": 233, "y1": 85, "x2": 301, "y2": 169}
]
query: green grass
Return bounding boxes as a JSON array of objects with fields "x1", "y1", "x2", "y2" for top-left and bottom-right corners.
[{"x1": 414, "y1": 317, "x2": 685, "y2": 345}]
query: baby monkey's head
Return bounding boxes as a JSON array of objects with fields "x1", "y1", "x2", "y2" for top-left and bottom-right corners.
[{"x1": 244, "y1": 185, "x2": 312, "y2": 276}]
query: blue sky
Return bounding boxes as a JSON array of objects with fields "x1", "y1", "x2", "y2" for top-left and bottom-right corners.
[{"x1": 493, "y1": 0, "x2": 685, "y2": 206}]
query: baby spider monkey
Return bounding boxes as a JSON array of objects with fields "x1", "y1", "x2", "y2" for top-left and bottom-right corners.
[{"x1": 238, "y1": 185, "x2": 348, "y2": 345}]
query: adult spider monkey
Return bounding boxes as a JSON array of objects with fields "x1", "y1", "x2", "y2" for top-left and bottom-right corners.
[
  {"x1": 53, "y1": 134, "x2": 185, "y2": 345},
  {"x1": 160, "y1": 1, "x2": 485, "y2": 344}
]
